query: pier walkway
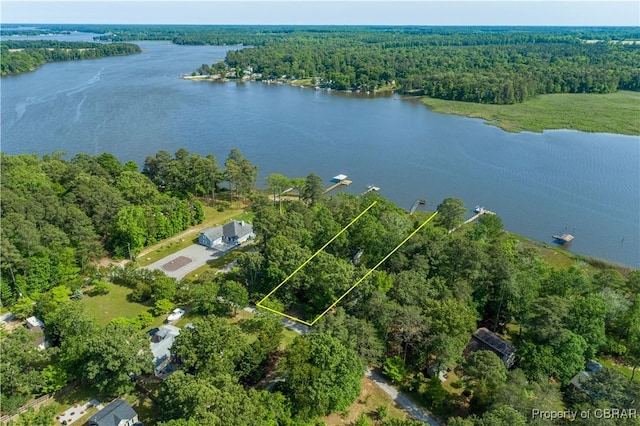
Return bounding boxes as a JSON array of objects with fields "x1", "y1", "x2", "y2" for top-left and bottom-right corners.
[{"x1": 324, "y1": 179, "x2": 352, "y2": 194}]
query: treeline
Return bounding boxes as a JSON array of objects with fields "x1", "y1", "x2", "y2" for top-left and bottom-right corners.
[
  {"x1": 0, "y1": 40, "x2": 141, "y2": 76},
  {"x1": 91, "y1": 25, "x2": 640, "y2": 104},
  {"x1": 221, "y1": 30, "x2": 640, "y2": 103},
  {"x1": 231, "y1": 185, "x2": 640, "y2": 423},
  {"x1": 1, "y1": 148, "x2": 639, "y2": 424},
  {"x1": 0, "y1": 150, "x2": 222, "y2": 305}
]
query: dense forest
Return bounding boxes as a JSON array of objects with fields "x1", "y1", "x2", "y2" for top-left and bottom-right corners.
[
  {"x1": 1, "y1": 149, "x2": 638, "y2": 425},
  {"x1": 89, "y1": 24, "x2": 640, "y2": 104},
  {"x1": 0, "y1": 150, "x2": 209, "y2": 305},
  {"x1": 0, "y1": 40, "x2": 141, "y2": 76},
  {"x1": 3, "y1": 25, "x2": 639, "y2": 102}
]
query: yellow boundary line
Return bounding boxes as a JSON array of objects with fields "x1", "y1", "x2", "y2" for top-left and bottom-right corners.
[
  {"x1": 256, "y1": 201, "x2": 378, "y2": 311},
  {"x1": 257, "y1": 209, "x2": 438, "y2": 326},
  {"x1": 310, "y1": 211, "x2": 438, "y2": 325}
]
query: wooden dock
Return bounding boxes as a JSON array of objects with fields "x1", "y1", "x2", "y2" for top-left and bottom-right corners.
[
  {"x1": 449, "y1": 207, "x2": 496, "y2": 233},
  {"x1": 324, "y1": 179, "x2": 352, "y2": 194},
  {"x1": 410, "y1": 199, "x2": 426, "y2": 215},
  {"x1": 553, "y1": 233, "x2": 574, "y2": 244},
  {"x1": 361, "y1": 185, "x2": 380, "y2": 195}
]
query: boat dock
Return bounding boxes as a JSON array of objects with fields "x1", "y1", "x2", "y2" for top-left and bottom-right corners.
[
  {"x1": 410, "y1": 199, "x2": 426, "y2": 215},
  {"x1": 464, "y1": 206, "x2": 495, "y2": 225},
  {"x1": 553, "y1": 233, "x2": 574, "y2": 244},
  {"x1": 464, "y1": 206, "x2": 496, "y2": 224},
  {"x1": 361, "y1": 185, "x2": 380, "y2": 195},
  {"x1": 324, "y1": 174, "x2": 352, "y2": 194},
  {"x1": 449, "y1": 206, "x2": 496, "y2": 233}
]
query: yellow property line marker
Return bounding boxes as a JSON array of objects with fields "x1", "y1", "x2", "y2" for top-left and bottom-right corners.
[
  {"x1": 256, "y1": 201, "x2": 378, "y2": 307},
  {"x1": 309, "y1": 211, "x2": 438, "y2": 325},
  {"x1": 257, "y1": 209, "x2": 438, "y2": 327}
]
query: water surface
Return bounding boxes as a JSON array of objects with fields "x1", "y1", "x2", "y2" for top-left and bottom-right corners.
[{"x1": 2, "y1": 39, "x2": 638, "y2": 266}]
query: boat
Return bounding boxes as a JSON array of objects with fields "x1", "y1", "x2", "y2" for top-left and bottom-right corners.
[
  {"x1": 474, "y1": 205, "x2": 484, "y2": 213},
  {"x1": 552, "y1": 233, "x2": 574, "y2": 244}
]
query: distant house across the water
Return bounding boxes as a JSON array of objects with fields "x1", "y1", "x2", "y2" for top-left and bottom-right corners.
[
  {"x1": 464, "y1": 327, "x2": 517, "y2": 369},
  {"x1": 198, "y1": 220, "x2": 254, "y2": 248}
]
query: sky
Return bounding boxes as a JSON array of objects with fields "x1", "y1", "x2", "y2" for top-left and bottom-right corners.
[{"x1": 1, "y1": 1, "x2": 639, "y2": 26}]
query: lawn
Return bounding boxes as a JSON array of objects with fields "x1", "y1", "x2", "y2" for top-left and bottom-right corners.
[
  {"x1": 421, "y1": 90, "x2": 640, "y2": 135},
  {"x1": 80, "y1": 284, "x2": 164, "y2": 328},
  {"x1": 598, "y1": 357, "x2": 639, "y2": 383},
  {"x1": 182, "y1": 244, "x2": 254, "y2": 280},
  {"x1": 322, "y1": 376, "x2": 408, "y2": 425}
]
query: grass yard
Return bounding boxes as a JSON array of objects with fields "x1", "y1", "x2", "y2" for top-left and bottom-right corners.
[
  {"x1": 182, "y1": 245, "x2": 254, "y2": 280},
  {"x1": 322, "y1": 376, "x2": 408, "y2": 425},
  {"x1": 421, "y1": 90, "x2": 640, "y2": 135},
  {"x1": 80, "y1": 284, "x2": 164, "y2": 328},
  {"x1": 280, "y1": 328, "x2": 299, "y2": 350},
  {"x1": 598, "y1": 357, "x2": 640, "y2": 383},
  {"x1": 290, "y1": 77, "x2": 314, "y2": 86}
]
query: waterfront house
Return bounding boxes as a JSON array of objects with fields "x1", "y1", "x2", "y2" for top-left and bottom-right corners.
[{"x1": 198, "y1": 220, "x2": 254, "y2": 248}]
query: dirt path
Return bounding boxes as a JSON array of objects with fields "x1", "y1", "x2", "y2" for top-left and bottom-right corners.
[{"x1": 366, "y1": 369, "x2": 441, "y2": 425}]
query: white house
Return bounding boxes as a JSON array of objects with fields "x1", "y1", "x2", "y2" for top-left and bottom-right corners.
[
  {"x1": 150, "y1": 324, "x2": 181, "y2": 376},
  {"x1": 198, "y1": 220, "x2": 254, "y2": 248}
]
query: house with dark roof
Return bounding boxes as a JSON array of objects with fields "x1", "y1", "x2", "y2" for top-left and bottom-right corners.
[
  {"x1": 88, "y1": 399, "x2": 139, "y2": 426},
  {"x1": 198, "y1": 220, "x2": 254, "y2": 248},
  {"x1": 464, "y1": 327, "x2": 517, "y2": 368}
]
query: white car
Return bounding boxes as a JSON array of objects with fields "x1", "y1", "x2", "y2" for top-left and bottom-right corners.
[{"x1": 166, "y1": 308, "x2": 185, "y2": 323}]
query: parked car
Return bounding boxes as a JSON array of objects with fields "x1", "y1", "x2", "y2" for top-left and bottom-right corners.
[
  {"x1": 167, "y1": 308, "x2": 185, "y2": 323},
  {"x1": 146, "y1": 327, "x2": 160, "y2": 336}
]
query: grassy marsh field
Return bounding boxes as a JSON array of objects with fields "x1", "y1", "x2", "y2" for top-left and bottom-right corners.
[{"x1": 421, "y1": 90, "x2": 640, "y2": 135}]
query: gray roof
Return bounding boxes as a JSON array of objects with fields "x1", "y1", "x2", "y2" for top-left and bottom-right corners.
[
  {"x1": 222, "y1": 220, "x2": 253, "y2": 239},
  {"x1": 201, "y1": 226, "x2": 224, "y2": 242},
  {"x1": 201, "y1": 220, "x2": 253, "y2": 242},
  {"x1": 88, "y1": 399, "x2": 137, "y2": 426},
  {"x1": 150, "y1": 325, "x2": 180, "y2": 370}
]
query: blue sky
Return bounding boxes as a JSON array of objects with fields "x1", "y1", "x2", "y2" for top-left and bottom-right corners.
[{"x1": 2, "y1": 1, "x2": 639, "y2": 26}]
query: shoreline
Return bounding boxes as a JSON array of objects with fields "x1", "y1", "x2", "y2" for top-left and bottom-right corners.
[{"x1": 181, "y1": 74, "x2": 639, "y2": 136}]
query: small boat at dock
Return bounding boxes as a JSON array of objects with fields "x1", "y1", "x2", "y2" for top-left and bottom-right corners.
[{"x1": 553, "y1": 233, "x2": 574, "y2": 244}]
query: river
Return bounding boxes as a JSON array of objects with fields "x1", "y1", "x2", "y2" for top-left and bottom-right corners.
[{"x1": 1, "y1": 36, "x2": 639, "y2": 267}]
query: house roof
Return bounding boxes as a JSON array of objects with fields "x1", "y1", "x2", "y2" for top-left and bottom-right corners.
[
  {"x1": 570, "y1": 371, "x2": 591, "y2": 390},
  {"x1": 150, "y1": 325, "x2": 180, "y2": 371},
  {"x1": 26, "y1": 316, "x2": 45, "y2": 329},
  {"x1": 201, "y1": 226, "x2": 224, "y2": 242},
  {"x1": 222, "y1": 220, "x2": 253, "y2": 239},
  {"x1": 467, "y1": 327, "x2": 516, "y2": 358},
  {"x1": 200, "y1": 220, "x2": 253, "y2": 242},
  {"x1": 88, "y1": 399, "x2": 137, "y2": 426}
]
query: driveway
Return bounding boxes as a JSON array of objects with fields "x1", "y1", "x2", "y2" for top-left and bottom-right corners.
[
  {"x1": 143, "y1": 244, "x2": 233, "y2": 280},
  {"x1": 366, "y1": 369, "x2": 441, "y2": 425}
]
